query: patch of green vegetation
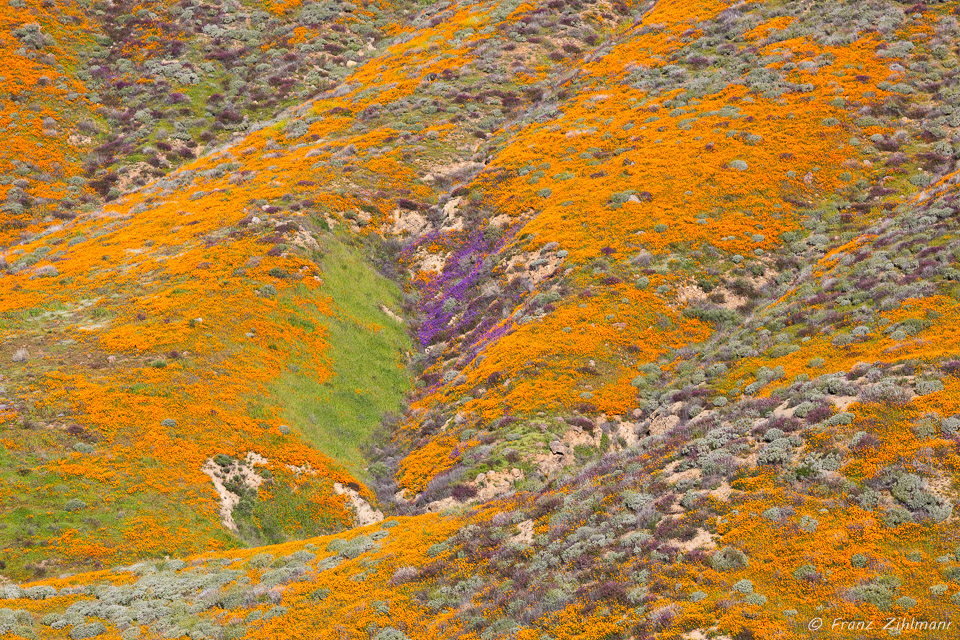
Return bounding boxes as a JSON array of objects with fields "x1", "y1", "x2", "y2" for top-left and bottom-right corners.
[
  {"x1": 0, "y1": 440, "x2": 236, "y2": 580},
  {"x1": 573, "y1": 444, "x2": 597, "y2": 464},
  {"x1": 124, "y1": 382, "x2": 173, "y2": 397},
  {"x1": 232, "y1": 477, "x2": 344, "y2": 546},
  {"x1": 0, "y1": 300, "x2": 71, "y2": 327},
  {"x1": 270, "y1": 234, "x2": 412, "y2": 478},
  {"x1": 246, "y1": 400, "x2": 270, "y2": 421}
]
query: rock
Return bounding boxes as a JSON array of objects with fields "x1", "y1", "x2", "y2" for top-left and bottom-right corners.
[
  {"x1": 379, "y1": 304, "x2": 404, "y2": 323},
  {"x1": 617, "y1": 422, "x2": 640, "y2": 448},
  {"x1": 202, "y1": 453, "x2": 268, "y2": 532},
  {"x1": 334, "y1": 482, "x2": 384, "y2": 526},
  {"x1": 649, "y1": 414, "x2": 680, "y2": 437},
  {"x1": 549, "y1": 440, "x2": 565, "y2": 455},
  {"x1": 511, "y1": 519, "x2": 534, "y2": 544},
  {"x1": 107, "y1": 355, "x2": 116, "y2": 364},
  {"x1": 424, "y1": 496, "x2": 458, "y2": 513},
  {"x1": 442, "y1": 196, "x2": 462, "y2": 217},
  {"x1": 11, "y1": 348, "x2": 28, "y2": 362}
]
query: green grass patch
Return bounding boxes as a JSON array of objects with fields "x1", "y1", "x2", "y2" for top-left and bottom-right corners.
[
  {"x1": 233, "y1": 475, "x2": 345, "y2": 546},
  {"x1": 0, "y1": 438, "x2": 237, "y2": 580},
  {"x1": 269, "y1": 234, "x2": 412, "y2": 478}
]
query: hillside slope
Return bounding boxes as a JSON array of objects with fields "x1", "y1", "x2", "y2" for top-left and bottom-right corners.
[
  {"x1": 1, "y1": 0, "x2": 418, "y2": 579},
  {"x1": 2, "y1": 0, "x2": 960, "y2": 639}
]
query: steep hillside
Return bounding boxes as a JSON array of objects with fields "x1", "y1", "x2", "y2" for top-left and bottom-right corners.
[
  {"x1": 1, "y1": 0, "x2": 418, "y2": 579},
  {"x1": 2, "y1": 0, "x2": 960, "y2": 639}
]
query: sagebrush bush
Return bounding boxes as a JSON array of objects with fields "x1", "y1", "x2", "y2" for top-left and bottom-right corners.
[
  {"x1": 63, "y1": 499, "x2": 86, "y2": 512},
  {"x1": 711, "y1": 546, "x2": 748, "y2": 572}
]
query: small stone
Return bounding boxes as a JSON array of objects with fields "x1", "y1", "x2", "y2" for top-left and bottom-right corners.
[
  {"x1": 11, "y1": 348, "x2": 29, "y2": 362},
  {"x1": 649, "y1": 414, "x2": 680, "y2": 437}
]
